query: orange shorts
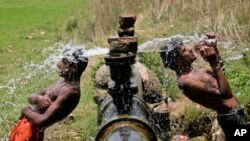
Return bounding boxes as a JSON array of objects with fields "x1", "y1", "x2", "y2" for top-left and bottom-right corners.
[{"x1": 9, "y1": 117, "x2": 44, "y2": 141}]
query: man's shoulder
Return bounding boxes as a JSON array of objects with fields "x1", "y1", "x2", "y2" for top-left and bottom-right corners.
[{"x1": 178, "y1": 72, "x2": 200, "y2": 86}]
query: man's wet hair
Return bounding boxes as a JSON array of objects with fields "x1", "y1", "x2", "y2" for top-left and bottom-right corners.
[
  {"x1": 61, "y1": 46, "x2": 88, "y2": 74},
  {"x1": 160, "y1": 38, "x2": 183, "y2": 70}
]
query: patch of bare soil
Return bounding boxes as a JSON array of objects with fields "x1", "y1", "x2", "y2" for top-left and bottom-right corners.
[{"x1": 168, "y1": 95, "x2": 216, "y2": 140}]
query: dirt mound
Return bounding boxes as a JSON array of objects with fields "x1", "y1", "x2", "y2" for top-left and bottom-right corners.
[{"x1": 169, "y1": 96, "x2": 216, "y2": 140}]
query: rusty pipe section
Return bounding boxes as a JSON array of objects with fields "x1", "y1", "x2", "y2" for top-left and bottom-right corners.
[
  {"x1": 96, "y1": 15, "x2": 158, "y2": 141},
  {"x1": 104, "y1": 15, "x2": 138, "y2": 114}
]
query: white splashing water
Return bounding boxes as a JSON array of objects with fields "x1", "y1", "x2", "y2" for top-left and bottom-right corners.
[
  {"x1": 0, "y1": 78, "x2": 16, "y2": 94},
  {"x1": 84, "y1": 47, "x2": 109, "y2": 57},
  {"x1": 138, "y1": 33, "x2": 231, "y2": 52},
  {"x1": 138, "y1": 33, "x2": 249, "y2": 61},
  {"x1": 138, "y1": 33, "x2": 201, "y2": 52},
  {"x1": 0, "y1": 34, "x2": 248, "y2": 94},
  {"x1": 0, "y1": 40, "x2": 108, "y2": 94}
]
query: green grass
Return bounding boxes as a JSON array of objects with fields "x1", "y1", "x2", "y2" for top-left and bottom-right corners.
[
  {"x1": 226, "y1": 52, "x2": 250, "y2": 105},
  {"x1": 0, "y1": 0, "x2": 85, "y2": 81}
]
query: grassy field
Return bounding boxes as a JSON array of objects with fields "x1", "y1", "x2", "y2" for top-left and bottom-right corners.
[
  {"x1": 0, "y1": 0, "x2": 85, "y2": 80},
  {"x1": 0, "y1": 0, "x2": 249, "y2": 140},
  {"x1": 0, "y1": 0, "x2": 98, "y2": 140}
]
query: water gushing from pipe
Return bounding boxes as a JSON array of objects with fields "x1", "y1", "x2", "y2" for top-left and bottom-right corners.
[
  {"x1": 0, "y1": 40, "x2": 108, "y2": 95},
  {"x1": 1, "y1": 34, "x2": 248, "y2": 95}
]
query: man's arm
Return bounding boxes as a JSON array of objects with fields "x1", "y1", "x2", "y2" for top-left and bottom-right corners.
[
  {"x1": 22, "y1": 89, "x2": 79, "y2": 128},
  {"x1": 200, "y1": 45, "x2": 233, "y2": 99},
  {"x1": 28, "y1": 88, "x2": 48, "y2": 105}
]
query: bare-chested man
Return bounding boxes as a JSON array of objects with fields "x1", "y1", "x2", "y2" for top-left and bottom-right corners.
[
  {"x1": 160, "y1": 33, "x2": 247, "y2": 140},
  {"x1": 9, "y1": 47, "x2": 88, "y2": 141}
]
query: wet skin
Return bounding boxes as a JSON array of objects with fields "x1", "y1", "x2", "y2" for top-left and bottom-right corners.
[
  {"x1": 172, "y1": 44, "x2": 239, "y2": 113},
  {"x1": 22, "y1": 59, "x2": 83, "y2": 129}
]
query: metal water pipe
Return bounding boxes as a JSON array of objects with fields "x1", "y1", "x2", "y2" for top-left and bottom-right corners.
[{"x1": 95, "y1": 15, "x2": 158, "y2": 141}]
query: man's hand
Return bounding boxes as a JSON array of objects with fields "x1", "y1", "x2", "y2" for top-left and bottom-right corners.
[
  {"x1": 200, "y1": 46, "x2": 220, "y2": 66},
  {"x1": 22, "y1": 105, "x2": 33, "y2": 112},
  {"x1": 200, "y1": 32, "x2": 217, "y2": 47},
  {"x1": 36, "y1": 95, "x2": 51, "y2": 109},
  {"x1": 20, "y1": 105, "x2": 33, "y2": 119}
]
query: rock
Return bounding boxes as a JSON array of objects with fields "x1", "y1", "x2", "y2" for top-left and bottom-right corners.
[
  {"x1": 94, "y1": 62, "x2": 164, "y2": 104},
  {"x1": 153, "y1": 101, "x2": 168, "y2": 114},
  {"x1": 63, "y1": 114, "x2": 75, "y2": 124},
  {"x1": 93, "y1": 89, "x2": 108, "y2": 105},
  {"x1": 95, "y1": 65, "x2": 111, "y2": 89},
  {"x1": 134, "y1": 62, "x2": 163, "y2": 103},
  {"x1": 211, "y1": 119, "x2": 225, "y2": 141}
]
